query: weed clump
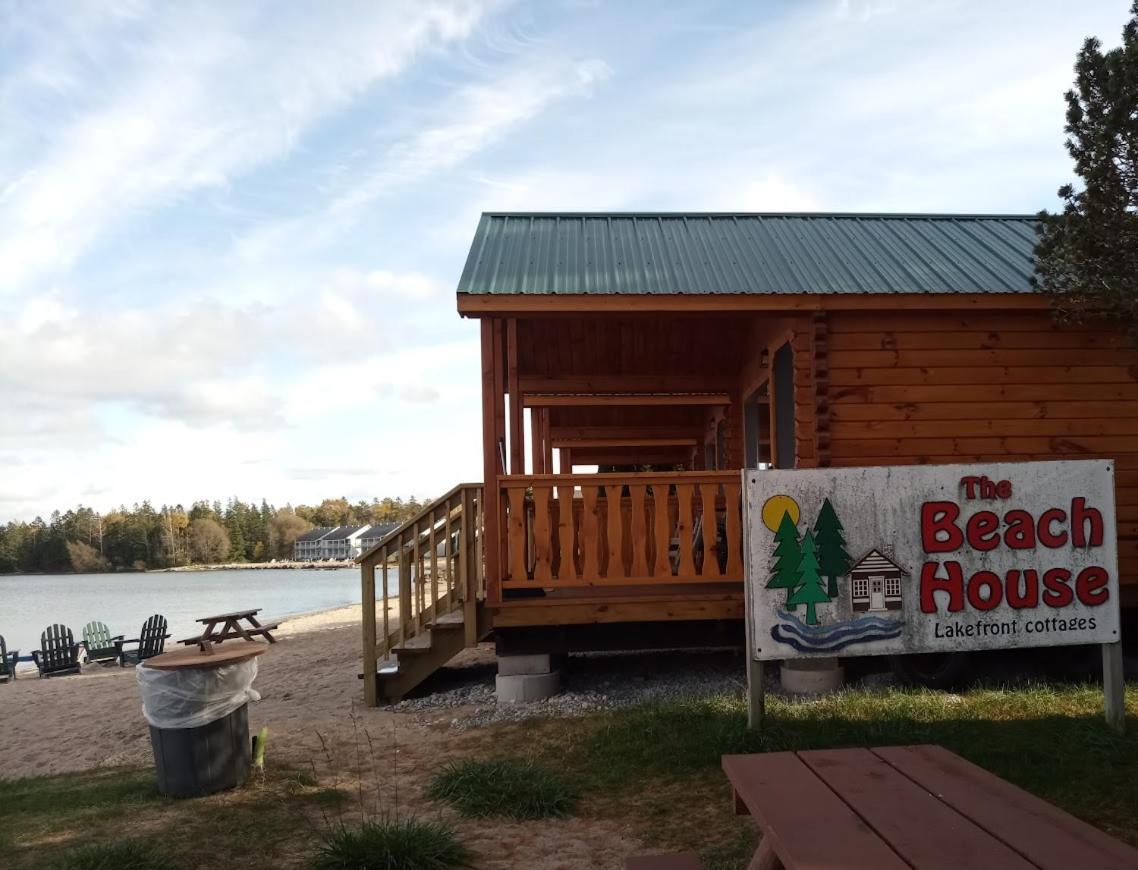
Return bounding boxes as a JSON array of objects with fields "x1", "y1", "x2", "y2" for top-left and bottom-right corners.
[
  {"x1": 310, "y1": 818, "x2": 472, "y2": 870},
  {"x1": 428, "y1": 758, "x2": 579, "y2": 820},
  {"x1": 53, "y1": 839, "x2": 165, "y2": 870}
]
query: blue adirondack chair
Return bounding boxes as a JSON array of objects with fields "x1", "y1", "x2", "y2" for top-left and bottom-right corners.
[
  {"x1": 0, "y1": 634, "x2": 18, "y2": 683},
  {"x1": 31, "y1": 624, "x2": 82, "y2": 678},
  {"x1": 82, "y1": 621, "x2": 122, "y2": 665},
  {"x1": 115, "y1": 614, "x2": 169, "y2": 666}
]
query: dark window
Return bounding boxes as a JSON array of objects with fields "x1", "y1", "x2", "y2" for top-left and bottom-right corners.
[
  {"x1": 744, "y1": 382, "x2": 771, "y2": 469},
  {"x1": 773, "y1": 342, "x2": 795, "y2": 469}
]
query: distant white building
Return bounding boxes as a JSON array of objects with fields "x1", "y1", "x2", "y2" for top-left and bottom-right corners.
[
  {"x1": 358, "y1": 522, "x2": 399, "y2": 554},
  {"x1": 294, "y1": 527, "x2": 334, "y2": 561},
  {"x1": 294, "y1": 523, "x2": 396, "y2": 561}
]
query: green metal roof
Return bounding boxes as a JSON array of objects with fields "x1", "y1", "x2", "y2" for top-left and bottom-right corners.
[{"x1": 456, "y1": 212, "x2": 1041, "y2": 296}]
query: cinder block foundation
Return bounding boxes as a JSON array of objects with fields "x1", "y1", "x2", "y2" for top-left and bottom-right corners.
[
  {"x1": 497, "y1": 653, "x2": 552, "y2": 676},
  {"x1": 780, "y1": 657, "x2": 844, "y2": 695},
  {"x1": 495, "y1": 670, "x2": 561, "y2": 703}
]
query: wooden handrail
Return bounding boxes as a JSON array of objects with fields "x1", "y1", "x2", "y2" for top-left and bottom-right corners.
[
  {"x1": 360, "y1": 483, "x2": 484, "y2": 706},
  {"x1": 357, "y1": 480, "x2": 482, "y2": 565},
  {"x1": 501, "y1": 471, "x2": 738, "y2": 486}
]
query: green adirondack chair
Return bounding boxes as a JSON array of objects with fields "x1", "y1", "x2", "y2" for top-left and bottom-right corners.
[
  {"x1": 0, "y1": 635, "x2": 18, "y2": 683},
  {"x1": 31, "y1": 624, "x2": 82, "y2": 678},
  {"x1": 82, "y1": 621, "x2": 122, "y2": 665},
  {"x1": 116, "y1": 614, "x2": 169, "y2": 666}
]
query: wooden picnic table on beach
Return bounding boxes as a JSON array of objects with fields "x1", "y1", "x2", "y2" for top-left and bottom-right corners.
[
  {"x1": 723, "y1": 744, "x2": 1138, "y2": 870},
  {"x1": 179, "y1": 608, "x2": 278, "y2": 651}
]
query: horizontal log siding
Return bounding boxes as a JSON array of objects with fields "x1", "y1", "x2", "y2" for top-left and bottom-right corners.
[{"x1": 826, "y1": 310, "x2": 1138, "y2": 592}]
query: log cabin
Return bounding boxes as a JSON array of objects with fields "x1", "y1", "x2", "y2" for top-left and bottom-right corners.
[{"x1": 359, "y1": 212, "x2": 1138, "y2": 704}]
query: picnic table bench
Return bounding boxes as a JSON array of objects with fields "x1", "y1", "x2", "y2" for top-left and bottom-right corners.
[
  {"x1": 723, "y1": 744, "x2": 1138, "y2": 870},
  {"x1": 179, "y1": 609, "x2": 278, "y2": 652}
]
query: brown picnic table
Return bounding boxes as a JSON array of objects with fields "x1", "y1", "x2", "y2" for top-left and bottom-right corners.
[
  {"x1": 178, "y1": 608, "x2": 278, "y2": 652},
  {"x1": 723, "y1": 745, "x2": 1138, "y2": 870}
]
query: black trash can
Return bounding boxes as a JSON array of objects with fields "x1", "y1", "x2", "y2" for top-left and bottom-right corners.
[
  {"x1": 149, "y1": 702, "x2": 251, "y2": 798},
  {"x1": 137, "y1": 644, "x2": 265, "y2": 799}
]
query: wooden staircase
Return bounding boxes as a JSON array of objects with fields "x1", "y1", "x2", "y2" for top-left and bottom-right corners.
[{"x1": 359, "y1": 483, "x2": 488, "y2": 705}]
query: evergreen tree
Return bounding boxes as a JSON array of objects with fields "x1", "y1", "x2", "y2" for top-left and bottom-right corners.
[
  {"x1": 787, "y1": 530, "x2": 829, "y2": 626},
  {"x1": 813, "y1": 498, "x2": 852, "y2": 598},
  {"x1": 1034, "y1": 3, "x2": 1138, "y2": 331},
  {"x1": 765, "y1": 511, "x2": 802, "y2": 608}
]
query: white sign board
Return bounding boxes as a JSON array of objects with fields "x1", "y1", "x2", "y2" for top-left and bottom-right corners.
[{"x1": 744, "y1": 460, "x2": 1120, "y2": 661}]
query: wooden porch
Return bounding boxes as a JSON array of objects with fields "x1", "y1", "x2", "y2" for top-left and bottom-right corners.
[{"x1": 360, "y1": 310, "x2": 788, "y2": 702}]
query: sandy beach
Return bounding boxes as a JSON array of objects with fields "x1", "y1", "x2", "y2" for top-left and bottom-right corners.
[{"x1": 0, "y1": 603, "x2": 640, "y2": 869}]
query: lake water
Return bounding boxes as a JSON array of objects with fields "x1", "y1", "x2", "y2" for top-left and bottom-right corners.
[{"x1": 0, "y1": 568, "x2": 369, "y2": 656}]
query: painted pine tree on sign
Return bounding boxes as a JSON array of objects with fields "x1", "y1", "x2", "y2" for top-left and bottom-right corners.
[
  {"x1": 766, "y1": 511, "x2": 802, "y2": 608},
  {"x1": 813, "y1": 498, "x2": 851, "y2": 598},
  {"x1": 788, "y1": 531, "x2": 830, "y2": 626}
]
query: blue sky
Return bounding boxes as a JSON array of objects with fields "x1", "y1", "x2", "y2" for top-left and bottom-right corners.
[{"x1": 0, "y1": 0, "x2": 1130, "y2": 521}]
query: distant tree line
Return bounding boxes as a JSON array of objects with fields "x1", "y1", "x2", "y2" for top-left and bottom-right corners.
[{"x1": 0, "y1": 496, "x2": 427, "y2": 574}]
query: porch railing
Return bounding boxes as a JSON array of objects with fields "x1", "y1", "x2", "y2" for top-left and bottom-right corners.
[
  {"x1": 359, "y1": 483, "x2": 484, "y2": 693},
  {"x1": 500, "y1": 471, "x2": 743, "y2": 590}
]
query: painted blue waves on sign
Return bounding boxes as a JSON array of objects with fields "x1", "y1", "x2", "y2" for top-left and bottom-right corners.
[{"x1": 770, "y1": 611, "x2": 903, "y2": 653}]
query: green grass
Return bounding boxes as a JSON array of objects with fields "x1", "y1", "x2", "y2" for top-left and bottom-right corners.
[
  {"x1": 0, "y1": 768, "x2": 160, "y2": 857},
  {"x1": 489, "y1": 681, "x2": 1138, "y2": 867},
  {"x1": 50, "y1": 840, "x2": 164, "y2": 870},
  {"x1": 309, "y1": 819, "x2": 473, "y2": 870},
  {"x1": 0, "y1": 764, "x2": 354, "y2": 870},
  {"x1": 427, "y1": 759, "x2": 579, "y2": 820}
]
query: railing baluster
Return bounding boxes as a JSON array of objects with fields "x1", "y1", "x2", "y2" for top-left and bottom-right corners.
[
  {"x1": 448, "y1": 496, "x2": 457, "y2": 610},
  {"x1": 581, "y1": 485, "x2": 599, "y2": 579},
  {"x1": 429, "y1": 508, "x2": 439, "y2": 615},
  {"x1": 414, "y1": 522, "x2": 424, "y2": 633},
  {"x1": 557, "y1": 483, "x2": 577, "y2": 582},
  {"x1": 533, "y1": 485, "x2": 553, "y2": 584},
  {"x1": 381, "y1": 556, "x2": 390, "y2": 652},
  {"x1": 699, "y1": 483, "x2": 722, "y2": 578},
  {"x1": 653, "y1": 485, "x2": 671, "y2": 577},
  {"x1": 725, "y1": 482, "x2": 744, "y2": 578},
  {"x1": 606, "y1": 484, "x2": 625, "y2": 581},
  {"x1": 399, "y1": 533, "x2": 412, "y2": 644},
  {"x1": 675, "y1": 484, "x2": 696, "y2": 578},
  {"x1": 630, "y1": 485, "x2": 648, "y2": 578},
  {"x1": 507, "y1": 486, "x2": 527, "y2": 582}
]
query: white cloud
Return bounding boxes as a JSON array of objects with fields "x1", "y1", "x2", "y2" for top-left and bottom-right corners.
[
  {"x1": 331, "y1": 57, "x2": 612, "y2": 216},
  {"x1": 234, "y1": 54, "x2": 612, "y2": 265},
  {"x1": 0, "y1": 1, "x2": 499, "y2": 294}
]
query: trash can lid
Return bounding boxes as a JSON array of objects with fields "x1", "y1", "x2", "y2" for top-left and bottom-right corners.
[{"x1": 144, "y1": 643, "x2": 268, "y2": 670}]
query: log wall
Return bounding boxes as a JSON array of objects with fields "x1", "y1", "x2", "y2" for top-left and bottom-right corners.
[{"x1": 825, "y1": 309, "x2": 1138, "y2": 597}]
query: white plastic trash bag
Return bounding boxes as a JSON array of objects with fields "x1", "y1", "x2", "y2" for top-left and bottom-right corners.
[{"x1": 137, "y1": 658, "x2": 261, "y2": 729}]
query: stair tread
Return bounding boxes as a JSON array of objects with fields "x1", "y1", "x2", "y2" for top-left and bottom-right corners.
[{"x1": 430, "y1": 612, "x2": 465, "y2": 629}]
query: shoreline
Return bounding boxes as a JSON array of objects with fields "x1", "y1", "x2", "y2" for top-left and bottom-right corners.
[
  {"x1": 1, "y1": 562, "x2": 359, "y2": 578},
  {"x1": 155, "y1": 560, "x2": 358, "y2": 572}
]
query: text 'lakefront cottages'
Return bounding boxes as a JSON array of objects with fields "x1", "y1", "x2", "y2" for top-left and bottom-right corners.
[{"x1": 358, "y1": 213, "x2": 1138, "y2": 704}]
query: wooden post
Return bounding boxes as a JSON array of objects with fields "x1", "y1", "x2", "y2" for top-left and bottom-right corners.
[
  {"x1": 461, "y1": 486, "x2": 478, "y2": 647},
  {"x1": 1103, "y1": 641, "x2": 1125, "y2": 733},
  {"x1": 531, "y1": 408, "x2": 544, "y2": 474},
  {"x1": 481, "y1": 319, "x2": 503, "y2": 604},
  {"x1": 541, "y1": 408, "x2": 553, "y2": 475},
  {"x1": 361, "y1": 555, "x2": 377, "y2": 707},
  {"x1": 507, "y1": 318, "x2": 524, "y2": 475}
]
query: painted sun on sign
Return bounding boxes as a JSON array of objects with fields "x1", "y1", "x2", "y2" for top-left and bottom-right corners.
[{"x1": 760, "y1": 494, "x2": 904, "y2": 652}]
